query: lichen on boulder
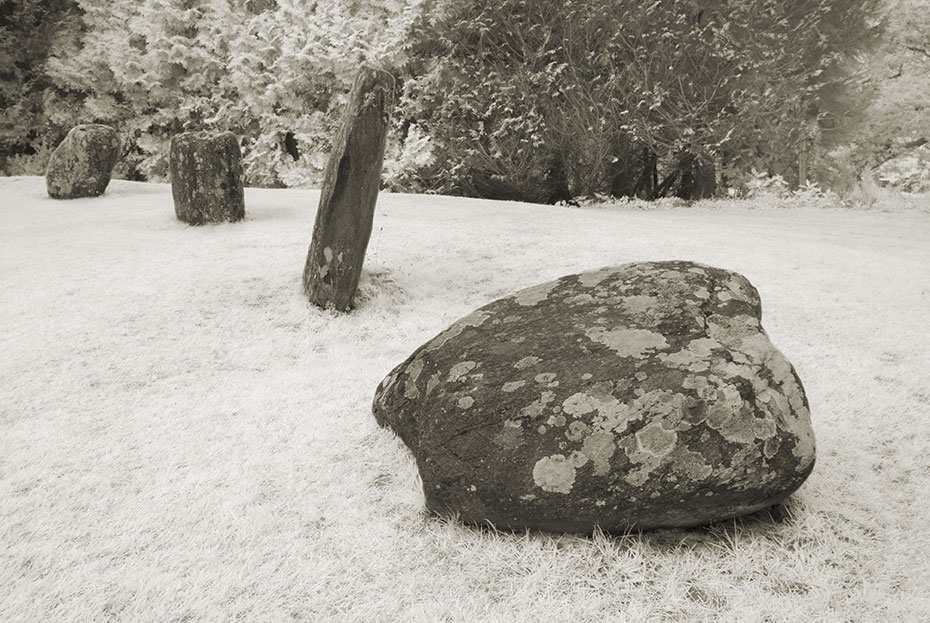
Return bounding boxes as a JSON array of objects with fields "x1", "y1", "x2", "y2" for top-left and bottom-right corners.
[
  {"x1": 372, "y1": 261, "x2": 815, "y2": 533},
  {"x1": 45, "y1": 124, "x2": 120, "y2": 199}
]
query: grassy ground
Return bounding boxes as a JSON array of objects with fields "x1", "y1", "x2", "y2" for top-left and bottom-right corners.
[{"x1": 1, "y1": 176, "x2": 929, "y2": 622}]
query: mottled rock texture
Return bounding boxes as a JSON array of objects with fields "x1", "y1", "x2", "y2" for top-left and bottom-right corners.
[
  {"x1": 373, "y1": 261, "x2": 815, "y2": 533},
  {"x1": 169, "y1": 131, "x2": 245, "y2": 225},
  {"x1": 303, "y1": 65, "x2": 393, "y2": 311},
  {"x1": 46, "y1": 124, "x2": 120, "y2": 199}
]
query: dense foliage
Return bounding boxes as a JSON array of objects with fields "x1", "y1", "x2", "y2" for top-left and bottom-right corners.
[
  {"x1": 823, "y1": 0, "x2": 930, "y2": 188},
  {"x1": 0, "y1": 0, "x2": 84, "y2": 172},
  {"x1": 2, "y1": 0, "x2": 417, "y2": 184},
  {"x1": 397, "y1": 0, "x2": 882, "y2": 201},
  {"x1": 4, "y1": 0, "x2": 923, "y2": 201}
]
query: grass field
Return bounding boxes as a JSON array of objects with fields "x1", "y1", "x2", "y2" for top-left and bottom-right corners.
[{"x1": 1, "y1": 176, "x2": 929, "y2": 622}]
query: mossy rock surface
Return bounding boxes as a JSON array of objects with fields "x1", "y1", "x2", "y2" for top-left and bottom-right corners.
[
  {"x1": 169, "y1": 131, "x2": 245, "y2": 225},
  {"x1": 46, "y1": 124, "x2": 120, "y2": 199},
  {"x1": 373, "y1": 261, "x2": 815, "y2": 533}
]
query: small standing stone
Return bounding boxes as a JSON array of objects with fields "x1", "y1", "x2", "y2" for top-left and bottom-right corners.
[
  {"x1": 46, "y1": 124, "x2": 120, "y2": 199},
  {"x1": 169, "y1": 131, "x2": 245, "y2": 225},
  {"x1": 302, "y1": 65, "x2": 393, "y2": 311}
]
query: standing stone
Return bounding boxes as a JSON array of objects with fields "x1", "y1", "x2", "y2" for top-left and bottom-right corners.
[
  {"x1": 303, "y1": 66, "x2": 393, "y2": 311},
  {"x1": 373, "y1": 261, "x2": 815, "y2": 533},
  {"x1": 169, "y1": 131, "x2": 245, "y2": 225},
  {"x1": 46, "y1": 124, "x2": 120, "y2": 199}
]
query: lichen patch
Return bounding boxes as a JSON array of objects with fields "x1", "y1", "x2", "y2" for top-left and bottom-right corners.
[
  {"x1": 577, "y1": 267, "x2": 621, "y2": 288},
  {"x1": 566, "y1": 420, "x2": 590, "y2": 441},
  {"x1": 502, "y1": 380, "x2": 526, "y2": 393},
  {"x1": 569, "y1": 450, "x2": 590, "y2": 468},
  {"x1": 635, "y1": 423, "x2": 678, "y2": 458},
  {"x1": 404, "y1": 357, "x2": 425, "y2": 399},
  {"x1": 585, "y1": 327, "x2": 669, "y2": 358},
  {"x1": 708, "y1": 316, "x2": 761, "y2": 350},
  {"x1": 427, "y1": 311, "x2": 491, "y2": 351},
  {"x1": 514, "y1": 356, "x2": 541, "y2": 370},
  {"x1": 787, "y1": 407, "x2": 816, "y2": 464},
  {"x1": 426, "y1": 372, "x2": 441, "y2": 396},
  {"x1": 622, "y1": 295, "x2": 658, "y2": 315},
  {"x1": 725, "y1": 276, "x2": 755, "y2": 304},
  {"x1": 562, "y1": 392, "x2": 599, "y2": 417},
  {"x1": 667, "y1": 445, "x2": 713, "y2": 480},
  {"x1": 513, "y1": 280, "x2": 559, "y2": 306},
  {"x1": 566, "y1": 293, "x2": 595, "y2": 305},
  {"x1": 520, "y1": 391, "x2": 556, "y2": 418},
  {"x1": 447, "y1": 360, "x2": 477, "y2": 382},
  {"x1": 581, "y1": 432, "x2": 616, "y2": 475},
  {"x1": 660, "y1": 337, "x2": 721, "y2": 372},
  {"x1": 457, "y1": 396, "x2": 474, "y2": 409},
  {"x1": 495, "y1": 419, "x2": 524, "y2": 450},
  {"x1": 532, "y1": 454, "x2": 576, "y2": 494}
]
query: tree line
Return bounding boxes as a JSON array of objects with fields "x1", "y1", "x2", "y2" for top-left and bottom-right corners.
[{"x1": 4, "y1": 0, "x2": 927, "y2": 202}]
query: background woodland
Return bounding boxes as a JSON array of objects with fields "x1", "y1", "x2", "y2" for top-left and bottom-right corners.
[{"x1": 1, "y1": 0, "x2": 929, "y2": 202}]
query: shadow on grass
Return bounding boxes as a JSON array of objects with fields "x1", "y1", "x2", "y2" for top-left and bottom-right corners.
[{"x1": 422, "y1": 499, "x2": 803, "y2": 550}]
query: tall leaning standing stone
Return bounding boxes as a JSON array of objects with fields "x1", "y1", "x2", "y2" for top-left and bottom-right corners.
[
  {"x1": 169, "y1": 131, "x2": 245, "y2": 225},
  {"x1": 46, "y1": 124, "x2": 120, "y2": 199},
  {"x1": 303, "y1": 66, "x2": 393, "y2": 311}
]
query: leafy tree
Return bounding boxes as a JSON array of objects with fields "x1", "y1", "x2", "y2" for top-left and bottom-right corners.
[
  {"x1": 37, "y1": 0, "x2": 416, "y2": 184},
  {"x1": 826, "y1": 0, "x2": 930, "y2": 182},
  {"x1": 0, "y1": 0, "x2": 84, "y2": 173},
  {"x1": 397, "y1": 0, "x2": 882, "y2": 201}
]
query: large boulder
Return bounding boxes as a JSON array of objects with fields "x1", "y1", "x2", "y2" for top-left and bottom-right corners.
[
  {"x1": 373, "y1": 261, "x2": 815, "y2": 533},
  {"x1": 46, "y1": 124, "x2": 120, "y2": 199},
  {"x1": 169, "y1": 131, "x2": 245, "y2": 225}
]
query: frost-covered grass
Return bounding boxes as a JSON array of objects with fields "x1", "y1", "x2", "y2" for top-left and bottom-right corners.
[{"x1": 1, "y1": 176, "x2": 929, "y2": 622}]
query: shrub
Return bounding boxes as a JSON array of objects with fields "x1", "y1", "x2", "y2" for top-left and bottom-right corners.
[
  {"x1": 0, "y1": 0, "x2": 84, "y2": 172},
  {"x1": 36, "y1": 0, "x2": 417, "y2": 186},
  {"x1": 397, "y1": 0, "x2": 883, "y2": 202}
]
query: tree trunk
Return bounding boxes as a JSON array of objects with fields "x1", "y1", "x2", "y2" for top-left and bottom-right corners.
[
  {"x1": 798, "y1": 145, "x2": 808, "y2": 187},
  {"x1": 303, "y1": 66, "x2": 393, "y2": 311},
  {"x1": 674, "y1": 151, "x2": 716, "y2": 200}
]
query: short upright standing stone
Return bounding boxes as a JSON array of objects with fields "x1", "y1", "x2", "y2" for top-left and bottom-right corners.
[
  {"x1": 169, "y1": 131, "x2": 245, "y2": 225},
  {"x1": 302, "y1": 66, "x2": 393, "y2": 311},
  {"x1": 46, "y1": 124, "x2": 120, "y2": 199}
]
